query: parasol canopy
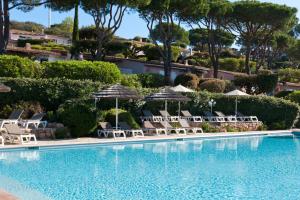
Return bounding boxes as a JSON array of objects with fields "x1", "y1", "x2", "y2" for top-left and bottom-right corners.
[
  {"x1": 0, "y1": 83, "x2": 11, "y2": 93},
  {"x1": 225, "y1": 89, "x2": 249, "y2": 116}
]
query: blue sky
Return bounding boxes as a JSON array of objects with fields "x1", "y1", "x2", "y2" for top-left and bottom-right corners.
[{"x1": 11, "y1": 0, "x2": 300, "y2": 39}]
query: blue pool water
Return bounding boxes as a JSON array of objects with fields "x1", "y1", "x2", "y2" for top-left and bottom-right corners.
[{"x1": 1, "y1": 135, "x2": 300, "y2": 200}]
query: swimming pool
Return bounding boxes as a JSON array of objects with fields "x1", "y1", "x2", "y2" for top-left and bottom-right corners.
[{"x1": 0, "y1": 135, "x2": 300, "y2": 200}]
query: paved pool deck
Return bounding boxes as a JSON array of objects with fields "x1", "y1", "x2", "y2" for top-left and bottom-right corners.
[
  {"x1": 0, "y1": 129, "x2": 295, "y2": 150},
  {"x1": 0, "y1": 190, "x2": 18, "y2": 200}
]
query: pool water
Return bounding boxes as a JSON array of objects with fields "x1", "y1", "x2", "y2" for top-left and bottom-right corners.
[{"x1": 1, "y1": 135, "x2": 300, "y2": 200}]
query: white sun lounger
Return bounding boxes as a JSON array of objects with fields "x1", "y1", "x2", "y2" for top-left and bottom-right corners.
[
  {"x1": 19, "y1": 113, "x2": 47, "y2": 129},
  {"x1": 119, "y1": 122, "x2": 144, "y2": 137},
  {"x1": 141, "y1": 110, "x2": 163, "y2": 122},
  {"x1": 181, "y1": 110, "x2": 203, "y2": 122},
  {"x1": 160, "y1": 121, "x2": 186, "y2": 135},
  {"x1": 4, "y1": 124, "x2": 37, "y2": 145},
  {"x1": 142, "y1": 121, "x2": 167, "y2": 135},
  {"x1": 159, "y1": 110, "x2": 179, "y2": 122},
  {"x1": 98, "y1": 122, "x2": 126, "y2": 139},
  {"x1": 0, "y1": 110, "x2": 24, "y2": 129},
  {"x1": 203, "y1": 111, "x2": 226, "y2": 123},
  {"x1": 236, "y1": 112, "x2": 259, "y2": 122},
  {"x1": 214, "y1": 111, "x2": 237, "y2": 122},
  {"x1": 179, "y1": 119, "x2": 203, "y2": 134}
]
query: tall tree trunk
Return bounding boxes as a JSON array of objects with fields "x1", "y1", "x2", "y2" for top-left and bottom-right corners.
[
  {"x1": 0, "y1": 0, "x2": 5, "y2": 54},
  {"x1": 72, "y1": 2, "x2": 79, "y2": 44},
  {"x1": 164, "y1": 43, "x2": 172, "y2": 85},
  {"x1": 245, "y1": 45, "x2": 251, "y2": 75}
]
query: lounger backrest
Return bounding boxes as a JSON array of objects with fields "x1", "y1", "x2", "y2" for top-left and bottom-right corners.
[
  {"x1": 236, "y1": 112, "x2": 244, "y2": 117},
  {"x1": 214, "y1": 111, "x2": 225, "y2": 117},
  {"x1": 143, "y1": 121, "x2": 155, "y2": 129},
  {"x1": 119, "y1": 122, "x2": 131, "y2": 130},
  {"x1": 203, "y1": 111, "x2": 214, "y2": 117},
  {"x1": 159, "y1": 110, "x2": 170, "y2": 117},
  {"x1": 160, "y1": 121, "x2": 172, "y2": 128},
  {"x1": 99, "y1": 122, "x2": 112, "y2": 130},
  {"x1": 142, "y1": 110, "x2": 154, "y2": 117},
  {"x1": 181, "y1": 110, "x2": 192, "y2": 117},
  {"x1": 4, "y1": 124, "x2": 23, "y2": 135},
  {"x1": 8, "y1": 110, "x2": 24, "y2": 120},
  {"x1": 30, "y1": 113, "x2": 45, "y2": 120},
  {"x1": 179, "y1": 119, "x2": 190, "y2": 128}
]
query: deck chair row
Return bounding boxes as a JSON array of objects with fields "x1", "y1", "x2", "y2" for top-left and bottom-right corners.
[
  {"x1": 97, "y1": 119, "x2": 203, "y2": 139},
  {"x1": 0, "y1": 110, "x2": 47, "y2": 130},
  {"x1": 1, "y1": 124, "x2": 37, "y2": 146}
]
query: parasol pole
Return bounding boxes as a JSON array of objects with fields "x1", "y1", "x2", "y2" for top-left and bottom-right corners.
[
  {"x1": 178, "y1": 101, "x2": 181, "y2": 118},
  {"x1": 235, "y1": 97, "x2": 238, "y2": 116},
  {"x1": 165, "y1": 100, "x2": 168, "y2": 128},
  {"x1": 116, "y1": 97, "x2": 118, "y2": 130}
]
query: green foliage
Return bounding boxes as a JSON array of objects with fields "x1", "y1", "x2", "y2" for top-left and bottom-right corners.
[
  {"x1": 143, "y1": 45, "x2": 181, "y2": 62},
  {"x1": 57, "y1": 99, "x2": 97, "y2": 137},
  {"x1": 121, "y1": 74, "x2": 142, "y2": 88},
  {"x1": 278, "y1": 68, "x2": 300, "y2": 83},
  {"x1": 11, "y1": 20, "x2": 45, "y2": 33},
  {"x1": 45, "y1": 17, "x2": 74, "y2": 38},
  {"x1": 151, "y1": 23, "x2": 190, "y2": 46},
  {"x1": 0, "y1": 101, "x2": 43, "y2": 119},
  {"x1": 0, "y1": 55, "x2": 42, "y2": 78},
  {"x1": 102, "y1": 109, "x2": 140, "y2": 129},
  {"x1": 199, "y1": 79, "x2": 226, "y2": 93},
  {"x1": 234, "y1": 74, "x2": 278, "y2": 94},
  {"x1": 42, "y1": 60, "x2": 121, "y2": 83},
  {"x1": 219, "y1": 58, "x2": 256, "y2": 72},
  {"x1": 201, "y1": 122, "x2": 219, "y2": 133},
  {"x1": 0, "y1": 77, "x2": 101, "y2": 111},
  {"x1": 17, "y1": 39, "x2": 45, "y2": 47},
  {"x1": 174, "y1": 73, "x2": 200, "y2": 89},
  {"x1": 287, "y1": 91, "x2": 300, "y2": 105},
  {"x1": 185, "y1": 92, "x2": 299, "y2": 130},
  {"x1": 55, "y1": 127, "x2": 70, "y2": 139},
  {"x1": 137, "y1": 73, "x2": 165, "y2": 88}
]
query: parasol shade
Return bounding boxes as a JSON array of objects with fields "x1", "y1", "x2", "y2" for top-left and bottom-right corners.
[
  {"x1": 170, "y1": 84, "x2": 194, "y2": 93},
  {"x1": 93, "y1": 84, "x2": 141, "y2": 99},
  {"x1": 145, "y1": 88, "x2": 190, "y2": 102},
  {"x1": 0, "y1": 84, "x2": 11, "y2": 93}
]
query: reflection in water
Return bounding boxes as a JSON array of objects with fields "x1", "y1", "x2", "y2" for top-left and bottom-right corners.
[
  {"x1": 130, "y1": 144, "x2": 144, "y2": 149},
  {"x1": 193, "y1": 140, "x2": 203, "y2": 151},
  {"x1": 215, "y1": 137, "x2": 263, "y2": 152},
  {"x1": 0, "y1": 150, "x2": 40, "y2": 163}
]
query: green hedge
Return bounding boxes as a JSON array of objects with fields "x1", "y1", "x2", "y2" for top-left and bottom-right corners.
[
  {"x1": 199, "y1": 79, "x2": 226, "y2": 93},
  {"x1": 184, "y1": 92, "x2": 299, "y2": 130},
  {"x1": 42, "y1": 60, "x2": 121, "y2": 83},
  {"x1": 0, "y1": 77, "x2": 101, "y2": 111},
  {"x1": 137, "y1": 73, "x2": 165, "y2": 88},
  {"x1": 0, "y1": 55, "x2": 42, "y2": 78},
  {"x1": 174, "y1": 73, "x2": 199, "y2": 89},
  {"x1": 234, "y1": 74, "x2": 278, "y2": 94},
  {"x1": 102, "y1": 109, "x2": 140, "y2": 129},
  {"x1": 17, "y1": 39, "x2": 46, "y2": 47}
]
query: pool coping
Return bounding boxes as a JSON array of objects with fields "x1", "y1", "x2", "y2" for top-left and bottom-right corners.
[{"x1": 0, "y1": 129, "x2": 295, "y2": 151}]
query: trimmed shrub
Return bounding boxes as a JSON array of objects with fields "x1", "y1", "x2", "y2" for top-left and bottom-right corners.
[
  {"x1": 54, "y1": 127, "x2": 70, "y2": 139},
  {"x1": 0, "y1": 55, "x2": 42, "y2": 78},
  {"x1": 174, "y1": 73, "x2": 199, "y2": 89},
  {"x1": 121, "y1": 74, "x2": 142, "y2": 88},
  {"x1": 17, "y1": 39, "x2": 45, "y2": 47},
  {"x1": 57, "y1": 99, "x2": 97, "y2": 138},
  {"x1": 278, "y1": 68, "x2": 300, "y2": 83},
  {"x1": 234, "y1": 74, "x2": 278, "y2": 94},
  {"x1": 287, "y1": 91, "x2": 300, "y2": 105},
  {"x1": 42, "y1": 60, "x2": 121, "y2": 83},
  {"x1": 103, "y1": 109, "x2": 140, "y2": 129},
  {"x1": 137, "y1": 73, "x2": 165, "y2": 88},
  {"x1": 143, "y1": 45, "x2": 181, "y2": 61},
  {"x1": 0, "y1": 77, "x2": 101, "y2": 111},
  {"x1": 275, "y1": 91, "x2": 293, "y2": 98},
  {"x1": 219, "y1": 58, "x2": 240, "y2": 72},
  {"x1": 199, "y1": 79, "x2": 226, "y2": 93}
]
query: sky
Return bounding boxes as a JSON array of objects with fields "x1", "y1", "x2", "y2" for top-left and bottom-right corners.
[{"x1": 10, "y1": 0, "x2": 300, "y2": 39}]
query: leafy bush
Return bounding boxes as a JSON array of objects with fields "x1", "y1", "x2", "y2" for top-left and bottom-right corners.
[
  {"x1": 185, "y1": 92, "x2": 299, "y2": 130},
  {"x1": 278, "y1": 68, "x2": 300, "y2": 83},
  {"x1": 0, "y1": 55, "x2": 42, "y2": 78},
  {"x1": 121, "y1": 74, "x2": 142, "y2": 88},
  {"x1": 174, "y1": 73, "x2": 199, "y2": 89},
  {"x1": 57, "y1": 99, "x2": 97, "y2": 138},
  {"x1": 54, "y1": 127, "x2": 70, "y2": 139},
  {"x1": 234, "y1": 74, "x2": 278, "y2": 94},
  {"x1": 102, "y1": 109, "x2": 140, "y2": 129},
  {"x1": 17, "y1": 39, "x2": 46, "y2": 47},
  {"x1": 143, "y1": 45, "x2": 181, "y2": 61},
  {"x1": 275, "y1": 91, "x2": 293, "y2": 98},
  {"x1": 201, "y1": 122, "x2": 220, "y2": 133},
  {"x1": 287, "y1": 91, "x2": 300, "y2": 105},
  {"x1": 42, "y1": 60, "x2": 121, "y2": 83},
  {"x1": 0, "y1": 77, "x2": 101, "y2": 111},
  {"x1": 199, "y1": 79, "x2": 226, "y2": 93},
  {"x1": 0, "y1": 101, "x2": 43, "y2": 119},
  {"x1": 219, "y1": 58, "x2": 240, "y2": 72},
  {"x1": 137, "y1": 73, "x2": 165, "y2": 88}
]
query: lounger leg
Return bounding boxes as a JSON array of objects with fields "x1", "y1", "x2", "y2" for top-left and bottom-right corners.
[{"x1": 0, "y1": 137, "x2": 3, "y2": 146}]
